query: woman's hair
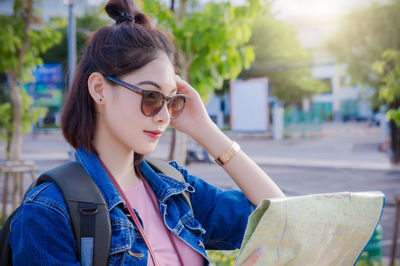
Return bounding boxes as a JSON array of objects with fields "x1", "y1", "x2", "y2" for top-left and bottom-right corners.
[{"x1": 61, "y1": 0, "x2": 175, "y2": 161}]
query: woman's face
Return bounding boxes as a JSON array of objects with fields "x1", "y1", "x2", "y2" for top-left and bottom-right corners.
[{"x1": 101, "y1": 52, "x2": 177, "y2": 154}]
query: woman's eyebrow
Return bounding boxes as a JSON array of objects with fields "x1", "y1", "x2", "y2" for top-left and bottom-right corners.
[
  {"x1": 137, "y1": 80, "x2": 161, "y2": 89},
  {"x1": 137, "y1": 80, "x2": 177, "y2": 94}
]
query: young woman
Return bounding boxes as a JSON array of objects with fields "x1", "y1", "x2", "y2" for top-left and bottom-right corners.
[{"x1": 9, "y1": 0, "x2": 284, "y2": 265}]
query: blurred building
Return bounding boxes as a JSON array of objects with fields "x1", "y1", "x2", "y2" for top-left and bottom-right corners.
[
  {"x1": 285, "y1": 16, "x2": 375, "y2": 121},
  {"x1": 0, "y1": 0, "x2": 91, "y2": 21}
]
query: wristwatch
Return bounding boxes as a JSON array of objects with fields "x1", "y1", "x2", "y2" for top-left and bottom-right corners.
[{"x1": 215, "y1": 141, "x2": 241, "y2": 166}]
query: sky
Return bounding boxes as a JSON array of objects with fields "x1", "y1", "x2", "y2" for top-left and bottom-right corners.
[
  {"x1": 88, "y1": 0, "x2": 384, "y2": 19},
  {"x1": 270, "y1": 0, "x2": 381, "y2": 19}
]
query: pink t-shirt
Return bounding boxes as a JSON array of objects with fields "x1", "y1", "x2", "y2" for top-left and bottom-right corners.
[{"x1": 124, "y1": 178, "x2": 204, "y2": 266}]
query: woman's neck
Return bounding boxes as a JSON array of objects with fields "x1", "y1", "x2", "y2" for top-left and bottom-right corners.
[{"x1": 94, "y1": 128, "x2": 140, "y2": 191}]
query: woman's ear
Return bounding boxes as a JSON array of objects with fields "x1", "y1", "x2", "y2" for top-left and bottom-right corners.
[{"x1": 88, "y1": 72, "x2": 107, "y2": 104}]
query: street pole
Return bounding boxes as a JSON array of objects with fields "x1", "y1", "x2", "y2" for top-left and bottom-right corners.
[
  {"x1": 66, "y1": 1, "x2": 76, "y2": 89},
  {"x1": 64, "y1": 0, "x2": 76, "y2": 160}
]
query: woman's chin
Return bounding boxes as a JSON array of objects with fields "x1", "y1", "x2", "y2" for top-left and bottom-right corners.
[{"x1": 133, "y1": 145, "x2": 157, "y2": 155}]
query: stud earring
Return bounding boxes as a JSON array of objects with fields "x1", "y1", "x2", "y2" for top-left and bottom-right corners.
[{"x1": 99, "y1": 98, "x2": 103, "y2": 102}]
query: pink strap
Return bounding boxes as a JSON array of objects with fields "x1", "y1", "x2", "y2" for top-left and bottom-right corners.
[{"x1": 99, "y1": 160, "x2": 160, "y2": 266}]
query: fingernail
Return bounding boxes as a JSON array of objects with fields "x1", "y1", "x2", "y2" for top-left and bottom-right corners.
[{"x1": 256, "y1": 246, "x2": 265, "y2": 256}]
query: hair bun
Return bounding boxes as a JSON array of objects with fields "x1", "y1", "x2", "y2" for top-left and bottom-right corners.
[
  {"x1": 132, "y1": 11, "x2": 151, "y2": 27},
  {"x1": 105, "y1": 0, "x2": 151, "y2": 27},
  {"x1": 105, "y1": 0, "x2": 134, "y2": 22}
]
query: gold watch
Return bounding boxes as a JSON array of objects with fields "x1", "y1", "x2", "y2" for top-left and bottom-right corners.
[{"x1": 215, "y1": 141, "x2": 241, "y2": 166}]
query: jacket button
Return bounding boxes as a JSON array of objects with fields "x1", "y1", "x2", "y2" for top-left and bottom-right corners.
[{"x1": 198, "y1": 240, "x2": 204, "y2": 248}]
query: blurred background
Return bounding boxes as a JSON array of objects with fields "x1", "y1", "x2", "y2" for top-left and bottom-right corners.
[{"x1": 0, "y1": 0, "x2": 399, "y2": 265}]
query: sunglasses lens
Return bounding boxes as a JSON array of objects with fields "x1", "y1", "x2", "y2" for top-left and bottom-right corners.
[
  {"x1": 142, "y1": 91, "x2": 164, "y2": 116},
  {"x1": 169, "y1": 96, "x2": 187, "y2": 118},
  {"x1": 142, "y1": 91, "x2": 187, "y2": 118}
]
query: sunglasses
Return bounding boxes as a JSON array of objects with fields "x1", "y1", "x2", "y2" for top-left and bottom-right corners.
[{"x1": 105, "y1": 76, "x2": 189, "y2": 119}]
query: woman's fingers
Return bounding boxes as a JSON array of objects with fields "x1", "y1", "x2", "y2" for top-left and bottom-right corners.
[
  {"x1": 175, "y1": 75, "x2": 197, "y2": 96},
  {"x1": 240, "y1": 247, "x2": 265, "y2": 266}
]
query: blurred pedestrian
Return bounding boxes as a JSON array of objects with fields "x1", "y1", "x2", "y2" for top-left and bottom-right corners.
[{"x1": 8, "y1": 0, "x2": 284, "y2": 265}]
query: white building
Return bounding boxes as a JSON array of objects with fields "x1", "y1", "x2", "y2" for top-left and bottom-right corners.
[{"x1": 286, "y1": 16, "x2": 374, "y2": 121}]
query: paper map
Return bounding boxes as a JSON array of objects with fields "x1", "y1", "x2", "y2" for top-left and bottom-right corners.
[{"x1": 235, "y1": 192, "x2": 385, "y2": 266}]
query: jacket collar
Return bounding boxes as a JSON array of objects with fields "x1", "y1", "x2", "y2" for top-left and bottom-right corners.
[
  {"x1": 75, "y1": 148, "x2": 188, "y2": 211},
  {"x1": 139, "y1": 161, "x2": 189, "y2": 204}
]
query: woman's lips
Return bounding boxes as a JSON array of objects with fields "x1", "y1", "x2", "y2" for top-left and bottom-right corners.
[{"x1": 144, "y1": 130, "x2": 162, "y2": 140}]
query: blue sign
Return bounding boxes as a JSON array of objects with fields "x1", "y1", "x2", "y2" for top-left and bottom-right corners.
[{"x1": 24, "y1": 63, "x2": 64, "y2": 109}]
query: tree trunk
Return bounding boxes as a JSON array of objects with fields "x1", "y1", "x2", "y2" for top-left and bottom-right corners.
[
  {"x1": 4, "y1": 0, "x2": 34, "y2": 214},
  {"x1": 167, "y1": 0, "x2": 193, "y2": 165},
  {"x1": 8, "y1": 75, "x2": 23, "y2": 161},
  {"x1": 169, "y1": 47, "x2": 190, "y2": 165},
  {"x1": 172, "y1": 131, "x2": 187, "y2": 165},
  {"x1": 168, "y1": 128, "x2": 176, "y2": 161},
  {"x1": 176, "y1": 0, "x2": 187, "y2": 22},
  {"x1": 6, "y1": 128, "x2": 12, "y2": 160},
  {"x1": 9, "y1": 0, "x2": 34, "y2": 161},
  {"x1": 390, "y1": 120, "x2": 400, "y2": 164}
]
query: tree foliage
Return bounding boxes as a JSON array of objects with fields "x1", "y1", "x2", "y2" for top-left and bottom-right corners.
[
  {"x1": 40, "y1": 9, "x2": 109, "y2": 75},
  {"x1": 373, "y1": 49, "x2": 400, "y2": 126},
  {"x1": 0, "y1": 1, "x2": 62, "y2": 83},
  {"x1": 0, "y1": 0, "x2": 62, "y2": 160},
  {"x1": 327, "y1": 0, "x2": 400, "y2": 163},
  {"x1": 326, "y1": 0, "x2": 400, "y2": 88},
  {"x1": 241, "y1": 14, "x2": 329, "y2": 104},
  {"x1": 141, "y1": 0, "x2": 265, "y2": 164},
  {"x1": 143, "y1": 0, "x2": 265, "y2": 102},
  {"x1": 0, "y1": 88, "x2": 46, "y2": 158},
  {"x1": 373, "y1": 49, "x2": 400, "y2": 163}
]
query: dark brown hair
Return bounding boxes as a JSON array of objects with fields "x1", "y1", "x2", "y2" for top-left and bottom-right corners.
[{"x1": 61, "y1": 0, "x2": 175, "y2": 161}]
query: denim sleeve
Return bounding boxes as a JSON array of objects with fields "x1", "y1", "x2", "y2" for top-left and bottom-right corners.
[
  {"x1": 169, "y1": 161, "x2": 256, "y2": 250},
  {"x1": 9, "y1": 185, "x2": 80, "y2": 266}
]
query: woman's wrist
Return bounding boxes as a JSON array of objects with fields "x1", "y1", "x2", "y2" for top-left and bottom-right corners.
[{"x1": 192, "y1": 121, "x2": 233, "y2": 159}]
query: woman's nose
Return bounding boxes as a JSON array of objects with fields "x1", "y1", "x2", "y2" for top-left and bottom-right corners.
[{"x1": 153, "y1": 101, "x2": 171, "y2": 124}]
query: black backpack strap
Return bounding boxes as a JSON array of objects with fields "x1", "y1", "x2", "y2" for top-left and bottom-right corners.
[
  {"x1": 145, "y1": 158, "x2": 193, "y2": 213},
  {"x1": 37, "y1": 162, "x2": 110, "y2": 266}
]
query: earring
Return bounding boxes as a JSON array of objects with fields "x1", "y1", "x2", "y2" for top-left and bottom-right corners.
[{"x1": 99, "y1": 98, "x2": 103, "y2": 102}]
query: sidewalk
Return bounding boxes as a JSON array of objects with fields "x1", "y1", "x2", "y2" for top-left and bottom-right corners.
[
  {"x1": 152, "y1": 122, "x2": 397, "y2": 171},
  {"x1": 0, "y1": 121, "x2": 396, "y2": 172}
]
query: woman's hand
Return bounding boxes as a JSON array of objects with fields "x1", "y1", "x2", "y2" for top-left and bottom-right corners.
[
  {"x1": 240, "y1": 247, "x2": 265, "y2": 266},
  {"x1": 170, "y1": 76, "x2": 214, "y2": 139}
]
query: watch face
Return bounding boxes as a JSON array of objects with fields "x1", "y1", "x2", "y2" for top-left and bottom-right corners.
[
  {"x1": 232, "y1": 142, "x2": 240, "y2": 152},
  {"x1": 215, "y1": 142, "x2": 240, "y2": 166}
]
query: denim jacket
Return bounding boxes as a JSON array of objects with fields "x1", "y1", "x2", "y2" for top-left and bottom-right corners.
[{"x1": 9, "y1": 148, "x2": 255, "y2": 265}]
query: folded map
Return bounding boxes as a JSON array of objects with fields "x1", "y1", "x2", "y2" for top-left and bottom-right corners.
[{"x1": 235, "y1": 191, "x2": 385, "y2": 266}]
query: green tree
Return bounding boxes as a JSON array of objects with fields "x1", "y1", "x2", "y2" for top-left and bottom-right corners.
[
  {"x1": 41, "y1": 8, "x2": 109, "y2": 77},
  {"x1": 326, "y1": 0, "x2": 400, "y2": 88},
  {"x1": 373, "y1": 49, "x2": 400, "y2": 163},
  {"x1": 241, "y1": 14, "x2": 328, "y2": 104},
  {"x1": 144, "y1": 0, "x2": 261, "y2": 101},
  {"x1": 143, "y1": 0, "x2": 264, "y2": 164},
  {"x1": 0, "y1": 0, "x2": 62, "y2": 161},
  {"x1": 0, "y1": 88, "x2": 46, "y2": 159},
  {"x1": 327, "y1": 0, "x2": 400, "y2": 164}
]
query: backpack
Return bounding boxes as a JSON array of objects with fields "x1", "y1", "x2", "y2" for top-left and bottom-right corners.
[{"x1": 0, "y1": 158, "x2": 192, "y2": 266}]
